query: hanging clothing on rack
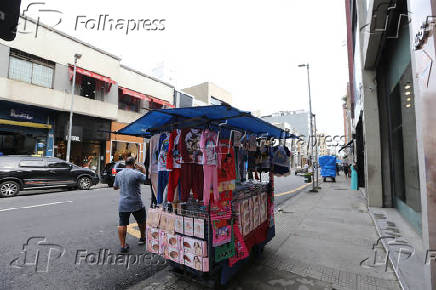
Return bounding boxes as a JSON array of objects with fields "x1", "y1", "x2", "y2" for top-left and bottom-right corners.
[
  {"x1": 218, "y1": 139, "x2": 236, "y2": 192},
  {"x1": 179, "y1": 128, "x2": 204, "y2": 202},
  {"x1": 271, "y1": 145, "x2": 291, "y2": 176},
  {"x1": 179, "y1": 128, "x2": 203, "y2": 164},
  {"x1": 200, "y1": 129, "x2": 219, "y2": 206},
  {"x1": 157, "y1": 132, "x2": 171, "y2": 204},
  {"x1": 167, "y1": 129, "x2": 182, "y2": 202},
  {"x1": 149, "y1": 134, "x2": 160, "y2": 200}
]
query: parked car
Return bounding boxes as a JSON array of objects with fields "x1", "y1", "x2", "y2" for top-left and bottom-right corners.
[
  {"x1": 0, "y1": 156, "x2": 100, "y2": 197},
  {"x1": 101, "y1": 160, "x2": 148, "y2": 187},
  {"x1": 100, "y1": 161, "x2": 126, "y2": 187},
  {"x1": 294, "y1": 166, "x2": 308, "y2": 175}
]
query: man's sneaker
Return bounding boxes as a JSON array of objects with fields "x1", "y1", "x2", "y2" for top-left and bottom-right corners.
[
  {"x1": 120, "y1": 244, "x2": 129, "y2": 254},
  {"x1": 138, "y1": 238, "x2": 146, "y2": 245}
]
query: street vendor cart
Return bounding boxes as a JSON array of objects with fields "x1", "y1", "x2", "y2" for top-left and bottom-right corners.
[{"x1": 116, "y1": 105, "x2": 296, "y2": 287}]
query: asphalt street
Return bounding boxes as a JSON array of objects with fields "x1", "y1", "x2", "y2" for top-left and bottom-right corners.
[{"x1": 0, "y1": 172, "x2": 307, "y2": 290}]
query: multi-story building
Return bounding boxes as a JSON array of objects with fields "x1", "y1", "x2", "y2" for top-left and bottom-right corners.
[
  {"x1": 262, "y1": 110, "x2": 310, "y2": 139},
  {"x1": 182, "y1": 82, "x2": 232, "y2": 105},
  {"x1": 262, "y1": 110, "x2": 310, "y2": 166},
  {"x1": 346, "y1": 0, "x2": 436, "y2": 288},
  {"x1": 0, "y1": 18, "x2": 174, "y2": 173}
]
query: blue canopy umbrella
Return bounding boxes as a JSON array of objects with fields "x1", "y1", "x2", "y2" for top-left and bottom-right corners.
[{"x1": 116, "y1": 105, "x2": 298, "y2": 139}]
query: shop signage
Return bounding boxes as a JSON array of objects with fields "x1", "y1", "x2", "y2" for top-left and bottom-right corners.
[
  {"x1": 10, "y1": 109, "x2": 33, "y2": 120},
  {"x1": 65, "y1": 135, "x2": 81, "y2": 142}
]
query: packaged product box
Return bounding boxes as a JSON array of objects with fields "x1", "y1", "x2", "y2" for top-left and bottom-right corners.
[
  {"x1": 253, "y1": 195, "x2": 260, "y2": 228},
  {"x1": 241, "y1": 199, "x2": 251, "y2": 236},
  {"x1": 159, "y1": 230, "x2": 168, "y2": 256},
  {"x1": 165, "y1": 234, "x2": 182, "y2": 263},
  {"x1": 147, "y1": 208, "x2": 162, "y2": 228},
  {"x1": 202, "y1": 257, "x2": 210, "y2": 272},
  {"x1": 183, "y1": 252, "x2": 207, "y2": 272},
  {"x1": 260, "y1": 192, "x2": 267, "y2": 223},
  {"x1": 159, "y1": 213, "x2": 168, "y2": 231},
  {"x1": 146, "y1": 226, "x2": 160, "y2": 254},
  {"x1": 175, "y1": 215, "x2": 184, "y2": 234},
  {"x1": 184, "y1": 217, "x2": 194, "y2": 236},
  {"x1": 249, "y1": 197, "x2": 255, "y2": 232},
  {"x1": 182, "y1": 236, "x2": 207, "y2": 257},
  {"x1": 194, "y1": 218, "x2": 205, "y2": 239},
  {"x1": 166, "y1": 213, "x2": 176, "y2": 233}
]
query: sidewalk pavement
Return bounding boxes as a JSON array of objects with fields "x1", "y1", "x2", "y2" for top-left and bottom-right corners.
[{"x1": 130, "y1": 175, "x2": 400, "y2": 290}]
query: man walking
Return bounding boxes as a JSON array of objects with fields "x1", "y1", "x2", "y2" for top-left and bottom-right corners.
[{"x1": 113, "y1": 156, "x2": 147, "y2": 253}]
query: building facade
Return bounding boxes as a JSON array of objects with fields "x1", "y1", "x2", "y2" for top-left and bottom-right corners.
[
  {"x1": 262, "y1": 110, "x2": 310, "y2": 167},
  {"x1": 182, "y1": 82, "x2": 232, "y2": 105},
  {"x1": 0, "y1": 18, "x2": 174, "y2": 174},
  {"x1": 346, "y1": 0, "x2": 436, "y2": 288}
]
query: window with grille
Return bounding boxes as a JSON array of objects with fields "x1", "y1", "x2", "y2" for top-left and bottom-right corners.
[{"x1": 8, "y1": 49, "x2": 54, "y2": 88}]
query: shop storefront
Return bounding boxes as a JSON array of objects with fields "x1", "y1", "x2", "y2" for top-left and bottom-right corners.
[
  {"x1": 107, "y1": 122, "x2": 145, "y2": 163},
  {"x1": 376, "y1": 9, "x2": 421, "y2": 232},
  {"x1": 0, "y1": 101, "x2": 54, "y2": 156},
  {"x1": 54, "y1": 113, "x2": 110, "y2": 173}
]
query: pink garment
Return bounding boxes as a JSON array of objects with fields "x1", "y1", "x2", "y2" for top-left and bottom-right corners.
[
  {"x1": 199, "y1": 129, "x2": 219, "y2": 166},
  {"x1": 203, "y1": 164, "x2": 219, "y2": 206}
]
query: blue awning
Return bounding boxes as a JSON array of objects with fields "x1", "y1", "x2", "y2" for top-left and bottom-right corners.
[{"x1": 117, "y1": 105, "x2": 298, "y2": 139}]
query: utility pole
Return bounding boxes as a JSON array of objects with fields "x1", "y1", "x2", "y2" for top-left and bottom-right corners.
[
  {"x1": 66, "y1": 53, "x2": 82, "y2": 162},
  {"x1": 313, "y1": 113, "x2": 320, "y2": 189},
  {"x1": 298, "y1": 63, "x2": 317, "y2": 192}
]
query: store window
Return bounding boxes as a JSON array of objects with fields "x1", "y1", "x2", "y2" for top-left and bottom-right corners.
[
  {"x1": 8, "y1": 49, "x2": 54, "y2": 88},
  {"x1": 118, "y1": 89, "x2": 141, "y2": 112},
  {"x1": 77, "y1": 75, "x2": 105, "y2": 100},
  {"x1": 111, "y1": 141, "x2": 140, "y2": 162}
]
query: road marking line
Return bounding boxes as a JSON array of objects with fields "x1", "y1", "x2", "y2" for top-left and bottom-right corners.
[
  {"x1": 0, "y1": 207, "x2": 18, "y2": 212},
  {"x1": 127, "y1": 223, "x2": 141, "y2": 238},
  {"x1": 275, "y1": 183, "x2": 311, "y2": 197},
  {"x1": 21, "y1": 201, "x2": 72, "y2": 209},
  {"x1": 0, "y1": 201, "x2": 73, "y2": 212}
]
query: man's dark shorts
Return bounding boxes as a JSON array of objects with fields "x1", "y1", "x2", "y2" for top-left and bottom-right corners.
[{"x1": 119, "y1": 207, "x2": 146, "y2": 226}]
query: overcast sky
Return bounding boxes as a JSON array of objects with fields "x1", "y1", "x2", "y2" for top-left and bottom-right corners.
[{"x1": 20, "y1": 0, "x2": 349, "y2": 136}]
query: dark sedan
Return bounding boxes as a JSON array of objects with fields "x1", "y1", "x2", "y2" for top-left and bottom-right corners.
[
  {"x1": 0, "y1": 156, "x2": 99, "y2": 197},
  {"x1": 100, "y1": 161, "x2": 126, "y2": 187}
]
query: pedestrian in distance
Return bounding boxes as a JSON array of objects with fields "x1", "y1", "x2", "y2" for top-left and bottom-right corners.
[
  {"x1": 343, "y1": 163, "x2": 349, "y2": 178},
  {"x1": 351, "y1": 163, "x2": 358, "y2": 190},
  {"x1": 113, "y1": 156, "x2": 147, "y2": 253}
]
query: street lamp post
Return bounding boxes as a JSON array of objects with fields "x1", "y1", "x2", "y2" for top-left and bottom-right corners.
[
  {"x1": 313, "y1": 113, "x2": 320, "y2": 189},
  {"x1": 298, "y1": 63, "x2": 317, "y2": 192},
  {"x1": 66, "y1": 53, "x2": 82, "y2": 163}
]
